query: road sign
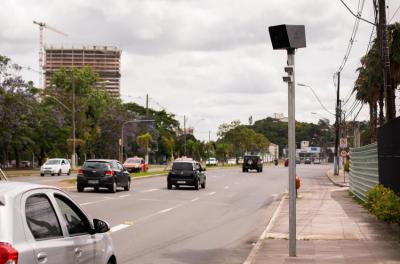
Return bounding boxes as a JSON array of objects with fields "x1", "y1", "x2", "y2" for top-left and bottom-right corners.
[
  {"x1": 340, "y1": 138, "x2": 348, "y2": 148},
  {"x1": 341, "y1": 150, "x2": 348, "y2": 157}
]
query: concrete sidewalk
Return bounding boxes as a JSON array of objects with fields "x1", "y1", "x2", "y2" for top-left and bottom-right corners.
[{"x1": 248, "y1": 170, "x2": 400, "y2": 264}]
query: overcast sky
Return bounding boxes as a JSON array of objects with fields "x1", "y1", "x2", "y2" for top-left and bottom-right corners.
[{"x1": 1, "y1": 0, "x2": 399, "y2": 141}]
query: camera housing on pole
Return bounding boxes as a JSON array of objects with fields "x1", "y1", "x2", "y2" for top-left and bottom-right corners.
[{"x1": 268, "y1": 24, "x2": 306, "y2": 257}]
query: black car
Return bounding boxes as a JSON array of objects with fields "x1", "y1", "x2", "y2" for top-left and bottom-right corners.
[
  {"x1": 242, "y1": 155, "x2": 263, "y2": 172},
  {"x1": 77, "y1": 159, "x2": 131, "y2": 193},
  {"x1": 167, "y1": 159, "x2": 206, "y2": 190}
]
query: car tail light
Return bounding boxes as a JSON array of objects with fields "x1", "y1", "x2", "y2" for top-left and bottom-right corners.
[
  {"x1": 105, "y1": 170, "x2": 113, "y2": 176},
  {"x1": 78, "y1": 169, "x2": 84, "y2": 176},
  {"x1": 0, "y1": 242, "x2": 18, "y2": 264}
]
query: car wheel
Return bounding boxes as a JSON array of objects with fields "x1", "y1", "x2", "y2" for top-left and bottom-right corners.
[
  {"x1": 51, "y1": 173, "x2": 54, "y2": 176},
  {"x1": 110, "y1": 180, "x2": 117, "y2": 193},
  {"x1": 167, "y1": 182, "x2": 172, "y2": 190},
  {"x1": 242, "y1": 168, "x2": 245, "y2": 173},
  {"x1": 201, "y1": 180, "x2": 206, "y2": 189},
  {"x1": 175, "y1": 184, "x2": 180, "y2": 189},
  {"x1": 67, "y1": 169, "x2": 71, "y2": 175},
  {"x1": 124, "y1": 180, "x2": 131, "y2": 191},
  {"x1": 40, "y1": 173, "x2": 44, "y2": 176},
  {"x1": 77, "y1": 185, "x2": 84, "y2": 192},
  {"x1": 194, "y1": 178, "x2": 199, "y2": 190},
  {"x1": 94, "y1": 187, "x2": 99, "y2": 192},
  {"x1": 58, "y1": 169, "x2": 62, "y2": 176}
]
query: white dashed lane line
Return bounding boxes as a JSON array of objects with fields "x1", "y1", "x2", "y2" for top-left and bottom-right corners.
[
  {"x1": 140, "y1": 188, "x2": 160, "y2": 193},
  {"x1": 158, "y1": 207, "x2": 174, "y2": 214},
  {"x1": 206, "y1": 192, "x2": 216, "y2": 196},
  {"x1": 224, "y1": 186, "x2": 229, "y2": 190},
  {"x1": 110, "y1": 224, "x2": 130, "y2": 233},
  {"x1": 119, "y1": 194, "x2": 131, "y2": 198},
  {"x1": 191, "y1": 197, "x2": 199, "y2": 202}
]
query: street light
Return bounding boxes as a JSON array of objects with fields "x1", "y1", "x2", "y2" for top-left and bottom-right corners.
[
  {"x1": 44, "y1": 93, "x2": 77, "y2": 170},
  {"x1": 120, "y1": 119, "x2": 155, "y2": 163}
]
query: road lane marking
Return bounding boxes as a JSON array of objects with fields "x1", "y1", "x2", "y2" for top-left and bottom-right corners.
[
  {"x1": 158, "y1": 207, "x2": 174, "y2": 214},
  {"x1": 110, "y1": 224, "x2": 130, "y2": 233},
  {"x1": 119, "y1": 194, "x2": 131, "y2": 198},
  {"x1": 207, "y1": 192, "x2": 216, "y2": 196},
  {"x1": 191, "y1": 198, "x2": 199, "y2": 202},
  {"x1": 140, "y1": 188, "x2": 159, "y2": 193},
  {"x1": 224, "y1": 186, "x2": 229, "y2": 190}
]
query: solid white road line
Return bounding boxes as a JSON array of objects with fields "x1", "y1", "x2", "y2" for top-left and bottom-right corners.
[
  {"x1": 110, "y1": 224, "x2": 130, "y2": 233},
  {"x1": 242, "y1": 194, "x2": 286, "y2": 264}
]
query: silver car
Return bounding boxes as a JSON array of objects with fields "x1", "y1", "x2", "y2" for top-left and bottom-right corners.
[{"x1": 0, "y1": 181, "x2": 117, "y2": 264}]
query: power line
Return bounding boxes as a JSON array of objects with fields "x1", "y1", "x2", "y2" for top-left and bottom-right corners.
[
  {"x1": 389, "y1": 3, "x2": 400, "y2": 22},
  {"x1": 338, "y1": 0, "x2": 376, "y2": 25},
  {"x1": 337, "y1": 0, "x2": 366, "y2": 73},
  {"x1": 298, "y1": 84, "x2": 335, "y2": 116}
]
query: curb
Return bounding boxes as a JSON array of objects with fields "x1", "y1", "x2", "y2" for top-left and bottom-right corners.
[
  {"x1": 326, "y1": 170, "x2": 349, "y2": 188},
  {"x1": 243, "y1": 193, "x2": 287, "y2": 264}
]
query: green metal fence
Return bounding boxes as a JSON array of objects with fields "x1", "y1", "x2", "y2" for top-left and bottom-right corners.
[{"x1": 349, "y1": 143, "x2": 379, "y2": 202}]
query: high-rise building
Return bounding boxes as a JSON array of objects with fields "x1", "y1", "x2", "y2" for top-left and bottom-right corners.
[{"x1": 44, "y1": 45, "x2": 122, "y2": 98}]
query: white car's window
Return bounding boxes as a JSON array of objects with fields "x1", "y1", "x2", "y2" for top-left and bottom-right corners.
[
  {"x1": 45, "y1": 159, "x2": 61, "y2": 165},
  {"x1": 54, "y1": 195, "x2": 90, "y2": 236},
  {"x1": 25, "y1": 194, "x2": 63, "y2": 240}
]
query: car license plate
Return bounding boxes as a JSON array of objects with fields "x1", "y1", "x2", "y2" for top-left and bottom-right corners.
[
  {"x1": 88, "y1": 180, "x2": 99, "y2": 184},
  {"x1": 177, "y1": 181, "x2": 186, "y2": 184}
]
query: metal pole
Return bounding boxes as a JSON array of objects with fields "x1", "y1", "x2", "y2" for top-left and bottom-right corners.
[
  {"x1": 72, "y1": 75, "x2": 76, "y2": 170},
  {"x1": 184, "y1": 115, "x2": 187, "y2": 156},
  {"x1": 287, "y1": 48, "x2": 296, "y2": 257},
  {"x1": 146, "y1": 94, "x2": 149, "y2": 118},
  {"x1": 334, "y1": 72, "x2": 340, "y2": 175},
  {"x1": 121, "y1": 125, "x2": 124, "y2": 163}
]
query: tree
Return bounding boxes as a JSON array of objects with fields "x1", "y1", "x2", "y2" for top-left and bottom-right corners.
[{"x1": 137, "y1": 133, "x2": 153, "y2": 163}]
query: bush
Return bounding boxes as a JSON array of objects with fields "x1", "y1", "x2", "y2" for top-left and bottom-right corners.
[{"x1": 365, "y1": 184, "x2": 400, "y2": 224}]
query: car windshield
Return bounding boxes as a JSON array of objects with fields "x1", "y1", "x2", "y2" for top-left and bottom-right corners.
[
  {"x1": 127, "y1": 158, "x2": 141, "y2": 164},
  {"x1": 83, "y1": 161, "x2": 110, "y2": 170},
  {"x1": 244, "y1": 156, "x2": 259, "y2": 161},
  {"x1": 45, "y1": 159, "x2": 61, "y2": 165},
  {"x1": 172, "y1": 162, "x2": 193, "y2": 171}
]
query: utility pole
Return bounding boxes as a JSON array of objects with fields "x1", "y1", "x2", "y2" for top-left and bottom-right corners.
[
  {"x1": 146, "y1": 94, "x2": 149, "y2": 118},
  {"x1": 72, "y1": 76, "x2": 76, "y2": 170},
  {"x1": 378, "y1": 0, "x2": 395, "y2": 121},
  {"x1": 184, "y1": 115, "x2": 187, "y2": 156},
  {"x1": 334, "y1": 72, "x2": 341, "y2": 175}
]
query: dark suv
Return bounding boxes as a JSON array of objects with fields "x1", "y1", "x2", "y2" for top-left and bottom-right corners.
[
  {"x1": 167, "y1": 159, "x2": 206, "y2": 190},
  {"x1": 242, "y1": 155, "x2": 263, "y2": 172},
  {"x1": 77, "y1": 159, "x2": 131, "y2": 193}
]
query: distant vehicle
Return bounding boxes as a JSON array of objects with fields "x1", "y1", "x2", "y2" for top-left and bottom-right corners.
[
  {"x1": 77, "y1": 159, "x2": 131, "y2": 193},
  {"x1": 227, "y1": 158, "x2": 237, "y2": 165},
  {"x1": 123, "y1": 156, "x2": 149, "y2": 172},
  {"x1": 242, "y1": 155, "x2": 263, "y2": 173},
  {"x1": 0, "y1": 181, "x2": 116, "y2": 264},
  {"x1": 238, "y1": 158, "x2": 244, "y2": 164},
  {"x1": 206, "y1": 157, "x2": 218, "y2": 166},
  {"x1": 20, "y1": 160, "x2": 31, "y2": 168},
  {"x1": 313, "y1": 158, "x2": 321, "y2": 164},
  {"x1": 40, "y1": 158, "x2": 71, "y2": 176},
  {"x1": 304, "y1": 158, "x2": 311, "y2": 164},
  {"x1": 167, "y1": 158, "x2": 206, "y2": 190}
]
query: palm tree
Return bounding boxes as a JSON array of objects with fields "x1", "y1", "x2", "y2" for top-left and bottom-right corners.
[{"x1": 136, "y1": 133, "x2": 153, "y2": 163}]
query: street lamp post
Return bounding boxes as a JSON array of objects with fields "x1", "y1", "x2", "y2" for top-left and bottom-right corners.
[
  {"x1": 43, "y1": 93, "x2": 76, "y2": 169},
  {"x1": 120, "y1": 119, "x2": 155, "y2": 163}
]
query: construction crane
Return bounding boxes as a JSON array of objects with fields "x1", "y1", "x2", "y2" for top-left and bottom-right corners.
[{"x1": 33, "y1": 20, "x2": 68, "y2": 88}]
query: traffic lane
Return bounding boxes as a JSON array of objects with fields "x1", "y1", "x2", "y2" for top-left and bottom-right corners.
[
  {"x1": 75, "y1": 167, "x2": 287, "y2": 263},
  {"x1": 8, "y1": 173, "x2": 76, "y2": 183}
]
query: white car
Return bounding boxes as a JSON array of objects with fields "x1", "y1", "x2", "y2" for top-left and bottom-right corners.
[
  {"x1": 206, "y1": 157, "x2": 218, "y2": 166},
  {"x1": 40, "y1": 158, "x2": 71, "y2": 176},
  {"x1": 0, "y1": 181, "x2": 117, "y2": 264},
  {"x1": 227, "y1": 158, "x2": 237, "y2": 165}
]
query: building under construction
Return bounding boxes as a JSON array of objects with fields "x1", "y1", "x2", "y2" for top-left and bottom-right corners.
[{"x1": 44, "y1": 45, "x2": 122, "y2": 98}]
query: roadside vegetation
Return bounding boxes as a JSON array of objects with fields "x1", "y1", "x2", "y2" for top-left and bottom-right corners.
[{"x1": 365, "y1": 184, "x2": 400, "y2": 224}]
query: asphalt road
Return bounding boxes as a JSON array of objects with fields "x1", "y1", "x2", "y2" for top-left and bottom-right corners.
[{"x1": 12, "y1": 164, "x2": 330, "y2": 264}]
